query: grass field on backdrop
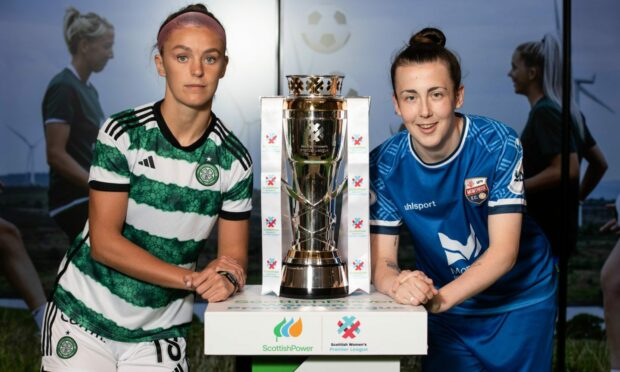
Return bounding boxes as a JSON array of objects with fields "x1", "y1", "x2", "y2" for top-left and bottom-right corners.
[{"x1": 0, "y1": 186, "x2": 616, "y2": 371}]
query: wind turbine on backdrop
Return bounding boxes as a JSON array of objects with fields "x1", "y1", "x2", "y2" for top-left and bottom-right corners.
[
  {"x1": 3, "y1": 123, "x2": 44, "y2": 185},
  {"x1": 552, "y1": 0, "x2": 615, "y2": 115},
  {"x1": 574, "y1": 75, "x2": 615, "y2": 113}
]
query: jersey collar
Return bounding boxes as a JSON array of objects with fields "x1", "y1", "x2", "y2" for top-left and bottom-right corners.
[
  {"x1": 66, "y1": 64, "x2": 93, "y2": 87},
  {"x1": 407, "y1": 113, "x2": 469, "y2": 169},
  {"x1": 153, "y1": 100, "x2": 216, "y2": 152}
]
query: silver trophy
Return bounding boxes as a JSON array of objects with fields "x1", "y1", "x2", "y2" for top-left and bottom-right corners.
[{"x1": 280, "y1": 75, "x2": 348, "y2": 298}]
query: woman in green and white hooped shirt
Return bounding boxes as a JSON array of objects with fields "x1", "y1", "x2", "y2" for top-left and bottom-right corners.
[{"x1": 41, "y1": 4, "x2": 253, "y2": 371}]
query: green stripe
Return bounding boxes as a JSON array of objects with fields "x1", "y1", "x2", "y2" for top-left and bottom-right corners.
[
  {"x1": 126, "y1": 125, "x2": 220, "y2": 161},
  {"x1": 124, "y1": 124, "x2": 246, "y2": 171},
  {"x1": 123, "y1": 223, "x2": 204, "y2": 264},
  {"x1": 223, "y1": 175, "x2": 253, "y2": 202},
  {"x1": 218, "y1": 139, "x2": 243, "y2": 171},
  {"x1": 110, "y1": 107, "x2": 137, "y2": 120},
  {"x1": 222, "y1": 128, "x2": 251, "y2": 162},
  {"x1": 129, "y1": 174, "x2": 221, "y2": 215},
  {"x1": 70, "y1": 241, "x2": 191, "y2": 307},
  {"x1": 53, "y1": 285, "x2": 189, "y2": 342},
  {"x1": 92, "y1": 141, "x2": 130, "y2": 177}
]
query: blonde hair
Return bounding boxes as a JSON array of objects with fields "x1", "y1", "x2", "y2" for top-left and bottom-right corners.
[
  {"x1": 63, "y1": 7, "x2": 113, "y2": 55},
  {"x1": 516, "y1": 33, "x2": 584, "y2": 140}
]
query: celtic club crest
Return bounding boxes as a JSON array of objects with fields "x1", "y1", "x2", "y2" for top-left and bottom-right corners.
[
  {"x1": 196, "y1": 164, "x2": 219, "y2": 186},
  {"x1": 56, "y1": 336, "x2": 78, "y2": 359}
]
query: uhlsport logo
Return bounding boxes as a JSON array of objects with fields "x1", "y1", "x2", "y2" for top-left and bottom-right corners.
[
  {"x1": 337, "y1": 316, "x2": 361, "y2": 339},
  {"x1": 464, "y1": 177, "x2": 488, "y2": 204},
  {"x1": 352, "y1": 258, "x2": 365, "y2": 271},
  {"x1": 439, "y1": 225, "x2": 482, "y2": 278},
  {"x1": 266, "y1": 258, "x2": 278, "y2": 270},
  {"x1": 56, "y1": 335, "x2": 78, "y2": 359},
  {"x1": 352, "y1": 217, "x2": 364, "y2": 230},
  {"x1": 265, "y1": 217, "x2": 278, "y2": 229},
  {"x1": 196, "y1": 164, "x2": 219, "y2": 186},
  {"x1": 274, "y1": 318, "x2": 303, "y2": 342},
  {"x1": 265, "y1": 132, "x2": 278, "y2": 145}
]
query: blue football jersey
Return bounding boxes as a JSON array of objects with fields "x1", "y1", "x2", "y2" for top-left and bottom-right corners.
[{"x1": 370, "y1": 114, "x2": 556, "y2": 315}]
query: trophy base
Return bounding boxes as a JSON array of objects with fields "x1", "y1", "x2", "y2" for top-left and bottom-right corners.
[{"x1": 279, "y1": 249, "x2": 349, "y2": 299}]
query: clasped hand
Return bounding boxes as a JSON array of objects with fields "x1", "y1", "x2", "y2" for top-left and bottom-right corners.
[
  {"x1": 390, "y1": 270, "x2": 438, "y2": 307},
  {"x1": 183, "y1": 256, "x2": 245, "y2": 302}
]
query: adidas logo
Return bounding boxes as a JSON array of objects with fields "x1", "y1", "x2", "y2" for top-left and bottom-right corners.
[{"x1": 138, "y1": 156, "x2": 156, "y2": 169}]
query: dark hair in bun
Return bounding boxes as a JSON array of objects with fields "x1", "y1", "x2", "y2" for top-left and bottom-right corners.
[
  {"x1": 409, "y1": 27, "x2": 446, "y2": 47},
  {"x1": 390, "y1": 27, "x2": 461, "y2": 93}
]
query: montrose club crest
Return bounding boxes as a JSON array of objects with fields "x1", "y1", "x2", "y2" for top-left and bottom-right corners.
[{"x1": 464, "y1": 177, "x2": 488, "y2": 204}]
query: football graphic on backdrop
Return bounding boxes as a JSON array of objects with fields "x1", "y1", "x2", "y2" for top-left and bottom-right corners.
[{"x1": 301, "y1": 5, "x2": 351, "y2": 54}]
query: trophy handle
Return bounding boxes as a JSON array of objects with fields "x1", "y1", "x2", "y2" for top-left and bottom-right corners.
[
  {"x1": 282, "y1": 178, "x2": 347, "y2": 208},
  {"x1": 281, "y1": 178, "x2": 307, "y2": 205},
  {"x1": 325, "y1": 179, "x2": 347, "y2": 203}
]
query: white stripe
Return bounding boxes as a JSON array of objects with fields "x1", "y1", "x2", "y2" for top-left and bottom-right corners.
[
  {"x1": 59, "y1": 260, "x2": 194, "y2": 331},
  {"x1": 89, "y1": 166, "x2": 130, "y2": 185},
  {"x1": 409, "y1": 115, "x2": 470, "y2": 169},
  {"x1": 127, "y1": 150, "x2": 214, "y2": 191},
  {"x1": 369, "y1": 219, "x2": 401, "y2": 227},
  {"x1": 221, "y1": 199, "x2": 252, "y2": 214},
  {"x1": 221, "y1": 157, "x2": 251, "y2": 193},
  {"x1": 126, "y1": 150, "x2": 249, "y2": 193},
  {"x1": 49, "y1": 197, "x2": 89, "y2": 217},
  {"x1": 125, "y1": 199, "x2": 215, "y2": 242},
  {"x1": 488, "y1": 198, "x2": 526, "y2": 207},
  {"x1": 45, "y1": 118, "x2": 68, "y2": 125}
]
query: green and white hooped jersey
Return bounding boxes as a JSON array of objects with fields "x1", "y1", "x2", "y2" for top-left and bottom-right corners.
[{"x1": 52, "y1": 100, "x2": 253, "y2": 342}]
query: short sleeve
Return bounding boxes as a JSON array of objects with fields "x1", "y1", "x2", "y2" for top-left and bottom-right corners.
[
  {"x1": 531, "y1": 105, "x2": 577, "y2": 159},
  {"x1": 88, "y1": 118, "x2": 131, "y2": 192},
  {"x1": 581, "y1": 117, "x2": 596, "y2": 149},
  {"x1": 220, "y1": 150, "x2": 253, "y2": 221},
  {"x1": 488, "y1": 133, "x2": 527, "y2": 215},
  {"x1": 369, "y1": 147, "x2": 402, "y2": 235},
  {"x1": 43, "y1": 83, "x2": 75, "y2": 125}
]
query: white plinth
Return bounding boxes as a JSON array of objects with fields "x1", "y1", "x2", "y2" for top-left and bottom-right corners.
[{"x1": 204, "y1": 285, "x2": 427, "y2": 356}]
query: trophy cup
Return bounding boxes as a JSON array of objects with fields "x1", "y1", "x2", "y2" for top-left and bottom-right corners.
[{"x1": 279, "y1": 75, "x2": 349, "y2": 298}]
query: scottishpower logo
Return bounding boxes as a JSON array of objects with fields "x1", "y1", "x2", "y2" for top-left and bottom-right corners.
[
  {"x1": 274, "y1": 318, "x2": 303, "y2": 342},
  {"x1": 337, "y1": 316, "x2": 361, "y2": 339}
]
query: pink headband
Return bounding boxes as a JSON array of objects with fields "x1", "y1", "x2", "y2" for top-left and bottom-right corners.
[{"x1": 157, "y1": 11, "x2": 226, "y2": 51}]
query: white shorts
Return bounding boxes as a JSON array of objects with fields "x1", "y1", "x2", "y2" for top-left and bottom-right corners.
[{"x1": 41, "y1": 302, "x2": 189, "y2": 372}]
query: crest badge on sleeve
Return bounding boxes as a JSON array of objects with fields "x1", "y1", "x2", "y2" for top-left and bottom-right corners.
[
  {"x1": 508, "y1": 158, "x2": 524, "y2": 195},
  {"x1": 464, "y1": 177, "x2": 488, "y2": 204}
]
